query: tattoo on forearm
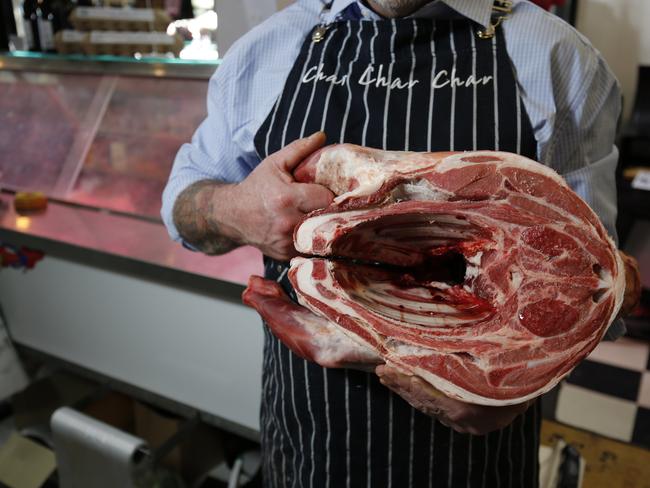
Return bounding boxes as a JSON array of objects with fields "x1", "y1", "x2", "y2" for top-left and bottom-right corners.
[{"x1": 173, "y1": 180, "x2": 238, "y2": 255}]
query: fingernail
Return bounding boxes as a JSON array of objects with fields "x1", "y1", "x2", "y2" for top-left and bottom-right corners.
[{"x1": 308, "y1": 131, "x2": 324, "y2": 141}]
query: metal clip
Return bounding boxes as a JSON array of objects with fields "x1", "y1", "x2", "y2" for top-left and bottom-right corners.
[
  {"x1": 477, "y1": 24, "x2": 496, "y2": 39},
  {"x1": 477, "y1": 0, "x2": 512, "y2": 39},
  {"x1": 493, "y1": 0, "x2": 514, "y2": 12},
  {"x1": 312, "y1": 25, "x2": 329, "y2": 43}
]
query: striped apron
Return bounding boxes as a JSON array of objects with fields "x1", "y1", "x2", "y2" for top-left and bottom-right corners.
[{"x1": 253, "y1": 7, "x2": 541, "y2": 488}]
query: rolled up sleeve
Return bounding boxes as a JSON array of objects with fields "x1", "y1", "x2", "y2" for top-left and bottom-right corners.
[
  {"x1": 161, "y1": 65, "x2": 257, "y2": 242},
  {"x1": 546, "y1": 56, "x2": 626, "y2": 339},
  {"x1": 542, "y1": 49, "x2": 621, "y2": 239}
]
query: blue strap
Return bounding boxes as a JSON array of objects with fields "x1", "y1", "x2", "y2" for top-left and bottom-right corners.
[{"x1": 339, "y1": 2, "x2": 364, "y2": 20}]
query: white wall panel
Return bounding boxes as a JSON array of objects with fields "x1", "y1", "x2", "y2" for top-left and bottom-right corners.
[
  {"x1": 577, "y1": 0, "x2": 650, "y2": 120},
  {"x1": 0, "y1": 255, "x2": 264, "y2": 434}
]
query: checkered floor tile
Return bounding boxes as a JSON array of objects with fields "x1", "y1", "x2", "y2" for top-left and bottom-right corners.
[{"x1": 543, "y1": 336, "x2": 650, "y2": 449}]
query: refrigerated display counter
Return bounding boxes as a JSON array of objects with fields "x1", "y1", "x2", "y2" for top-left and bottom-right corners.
[{"x1": 0, "y1": 53, "x2": 265, "y2": 440}]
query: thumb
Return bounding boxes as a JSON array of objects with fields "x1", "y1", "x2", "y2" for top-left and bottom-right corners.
[
  {"x1": 294, "y1": 183, "x2": 335, "y2": 213},
  {"x1": 272, "y1": 132, "x2": 327, "y2": 173}
]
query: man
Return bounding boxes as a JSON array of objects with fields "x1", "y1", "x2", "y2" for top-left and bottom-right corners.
[{"x1": 163, "y1": 0, "x2": 628, "y2": 486}]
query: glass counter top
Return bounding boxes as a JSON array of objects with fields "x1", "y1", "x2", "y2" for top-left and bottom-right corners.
[{"x1": 0, "y1": 51, "x2": 220, "y2": 79}]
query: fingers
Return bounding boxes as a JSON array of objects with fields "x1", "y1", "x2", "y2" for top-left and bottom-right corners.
[
  {"x1": 271, "y1": 132, "x2": 327, "y2": 173},
  {"x1": 294, "y1": 183, "x2": 335, "y2": 213},
  {"x1": 376, "y1": 365, "x2": 445, "y2": 418},
  {"x1": 618, "y1": 250, "x2": 641, "y2": 317},
  {"x1": 376, "y1": 364, "x2": 411, "y2": 393},
  {"x1": 266, "y1": 245, "x2": 299, "y2": 262},
  {"x1": 376, "y1": 364, "x2": 442, "y2": 399},
  {"x1": 376, "y1": 364, "x2": 536, "y2": 435},
  {"x1": 408, "y1": 374, "x2": 444, "y2": 399}
]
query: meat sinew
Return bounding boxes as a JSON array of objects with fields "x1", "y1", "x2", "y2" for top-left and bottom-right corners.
[{"x1": 243, "y1": 144, "x2": 626, "y2": 406}]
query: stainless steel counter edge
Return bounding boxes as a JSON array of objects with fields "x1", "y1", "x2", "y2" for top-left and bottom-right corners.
[
  {"x1": 19, "y1": 345, "x2": 261, "y2": 442},
  {"x1": 0, "y1": 53, "x2": 221, "y2": 79}
]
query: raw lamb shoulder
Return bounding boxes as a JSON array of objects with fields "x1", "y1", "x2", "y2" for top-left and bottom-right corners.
[{"x1": 243, "y1": 144, "x2": 626, "y2": 406}]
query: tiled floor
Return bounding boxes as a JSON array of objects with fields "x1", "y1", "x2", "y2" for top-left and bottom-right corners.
[{"x1": 547, "y1": 336, "x2": 650, "y2": 449}]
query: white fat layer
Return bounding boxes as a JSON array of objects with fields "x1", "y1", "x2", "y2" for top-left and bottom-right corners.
[
  {"x1": 464, "y1": 266, "x2": 480, "y2": 281},
  {"x1": 296, "y1": 208, "x2": 475, "y2": 255},
  {"x1": 292, "y1": 258, "x2": 373, "y2": 333},
  {"x1": 466, "y1": 252, "x2": 483, "y2": 266},
  {"x1": 376, "y1": 226, "x2": 471, "y2": 239},
  {"x1": 354, "y1": 288, "x2": 478, "y2": 326},
  {"x1": 294, "y1": 257, "x2": 485, "y2": 329},
  {"x1": 525, "y1": 357, "x2": 553, "y2": 369},
  {"x1": 463, "y1": 251, "x2": 483, "y2": 282},
  {"x1": 510, "y1": 270, "x2": 523, "y2": 289},
  {"x1": 392, "y1": 180, "x2": 452, "y2": 202},
  {"x1": 360, "y1": 285, "x2": 459, "y2": 314},
  {"x1": 293, "y1": 309, "x2": 381, "y2": 364},
  {"x1": 386, "y1": 342, "x2": 430, "y2": 356},
  {"x1": 427, "y1": 281, "x2": 451, "y2": 290},
  {"x1": 295, "y1": 209, "x2": 369, "y2": 254},
  {"x1": 293, "y1": 257, "x2": 467, "y2": 330},
  {"x1": 435, "y1": 151, "x2": 569, "y2": 188},
  {"x1": 317, "y1": 145, "x2": 443, "y2": 202}
]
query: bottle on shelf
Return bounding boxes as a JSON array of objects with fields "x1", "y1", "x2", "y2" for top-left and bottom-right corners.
[
  {"x1": 179, "y1": 0, "x2": 192, "y2": 19},
  {"x1": 0, "y1": 0, "x2": 16, "y2": 51},
  {"x1": 21, "y1": 0, "x2": 38, "y2": 50},
  {"x1": 50, "y1": 0, "x2": 74, "y2": 32},
  {"x1": 35, "y1": 0, "x2": 55, "y2": 52},
  {"x1": 0, "y1": 11, "x2": 5, "y2": 51}
]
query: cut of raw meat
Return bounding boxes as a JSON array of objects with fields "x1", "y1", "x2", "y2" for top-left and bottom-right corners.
[{"x1": 243, "y1": 144, "x2": 626, "y2": 406}]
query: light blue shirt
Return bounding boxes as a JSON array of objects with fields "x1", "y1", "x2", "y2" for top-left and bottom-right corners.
[{"x1": 161, "y1": 0, "x2": 624, "y2": 336}]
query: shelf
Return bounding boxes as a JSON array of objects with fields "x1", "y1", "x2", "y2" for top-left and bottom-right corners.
[{"x1": 0, "y1": 51, "x2": 220, "y2": 79}]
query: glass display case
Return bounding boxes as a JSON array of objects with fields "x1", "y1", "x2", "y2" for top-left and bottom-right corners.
[
  {"x1": 0, "y1": 52, "x2": 263, "y2": 283},
  {"x1": 0, "y1": 52, "x2": 211, "y2": 218},
  {"x1": 69, "y1": 75, "x2": 208, "y2": 217}
]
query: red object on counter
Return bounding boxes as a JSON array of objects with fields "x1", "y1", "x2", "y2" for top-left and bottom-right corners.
[
  {"x1": 531, "y1": 0, "x2": 566, "y2": 10},
  {"x1": 0, "y1": 245, "x2": 45, "y2": 270}
]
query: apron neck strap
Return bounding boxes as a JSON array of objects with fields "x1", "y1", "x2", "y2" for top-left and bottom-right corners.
[{"x1": 320, "y1": 0, "x2": 335, "y2": 21}]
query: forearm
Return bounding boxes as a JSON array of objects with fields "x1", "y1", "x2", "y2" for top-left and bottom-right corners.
[{"x1": 172, "y1": 180, "x2": 242, "y2": 255}]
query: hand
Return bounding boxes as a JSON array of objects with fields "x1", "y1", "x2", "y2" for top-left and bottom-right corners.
[
  {"x1": 233, "y1": 132, "x2": 334, "y2": 261},
  {"x1": 376, "y1": 364, "x2": 533, "y2": 435},
  {"x1": 618, "y1": 251, "x2": 641, "y2": 318}
]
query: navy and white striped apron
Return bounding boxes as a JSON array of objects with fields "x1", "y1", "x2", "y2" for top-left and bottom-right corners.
[{"x1": 253, "y1": 6, "x2": 541, "y2": 487}]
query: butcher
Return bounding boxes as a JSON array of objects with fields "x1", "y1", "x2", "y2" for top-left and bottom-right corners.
[{"x1": 162, "y1": 0, "x2": 639, "y2": 486}]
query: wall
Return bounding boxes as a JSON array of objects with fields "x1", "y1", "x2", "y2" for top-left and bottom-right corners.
[
  {"x1": 214, "y1": 0, "x2": 293, "y2": 55},
  {"x1": 576, "y1": 0, "x2": 650, "y2": 121}
]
